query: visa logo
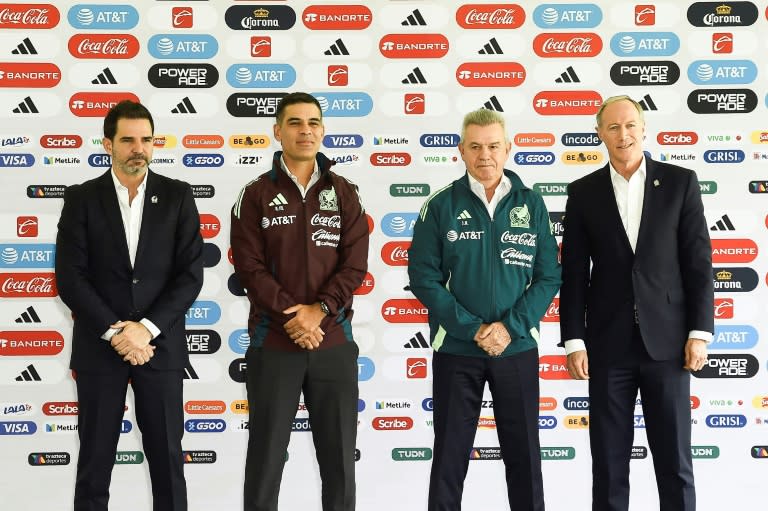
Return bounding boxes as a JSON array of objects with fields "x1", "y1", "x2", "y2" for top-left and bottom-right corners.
[
  {"x1": 323, "y1": 134, "x2": 363, "y2": 148},
  {"x1": 0, "y1": 421, "x2": 37, "y2": 435},
  {"x1": 0, "y1": 153, "x2": 35, "y2": 167}
]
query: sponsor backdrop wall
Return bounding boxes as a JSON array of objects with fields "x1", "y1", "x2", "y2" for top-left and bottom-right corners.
[{"x1": 0, "y1": 1, "x2": 766, "y2": 509}]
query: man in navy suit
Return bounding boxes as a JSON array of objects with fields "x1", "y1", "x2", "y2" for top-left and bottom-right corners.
[
  {"x1": 56, "y1": 100, "x2": 204, "y2": 511},
  {"x1": 559, "y1": 95, "x2": 713, "y2": 511}
]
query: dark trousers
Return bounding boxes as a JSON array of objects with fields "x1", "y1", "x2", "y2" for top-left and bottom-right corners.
[
  {"x1": 589, "y1": 327, "x2": 695, "y2": 511},
  {"x1": 74, "y1": 365, "x2": 186, "y2": 511},
  {"x1": 428, "y1": 349, "x2": 544, "y2": 511},
  {"x1": 243, "y1": 343, "x2": 359, "y2": 511}
]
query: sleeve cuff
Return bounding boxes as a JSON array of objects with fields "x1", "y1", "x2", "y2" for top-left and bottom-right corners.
[
  {"x1": 101, "y1": 327, "x2": 120, "y2": 342},
  {"x1": 564, "y1": 338, "x2": 586, "y2": 355},
  {"x1": 140, "y1": 319, "x2": 161, "y2": 340},
  {"x1": 688, "y1": 330, "x2": 712, "y2": 344}
]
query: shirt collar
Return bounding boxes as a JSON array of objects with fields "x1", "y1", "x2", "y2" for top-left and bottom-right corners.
[
  {"x1": 110, "y1": 168, "x2": 148, "y2": 193},
  {"x1": 467, "y1": 171, "x2": 512, "y2": 197},
  {"x1": 609, "y1": 156, "x2": 646, "y2": 184},
  {"x1": 280, "y1": 155, "x2": 319, "y2": 183}
]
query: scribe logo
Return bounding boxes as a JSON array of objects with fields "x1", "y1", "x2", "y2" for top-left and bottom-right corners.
[
  {"x1": 455, "y1": 4, "x2": 526, "y2": 29},
  {"x1": 0, "y1": 62, "x2": 60, "y2": 88},
  {"x1": 0, "y1": 4, "x2": 60, "y2": 29},
  {"x1": 380, "y1": 34, "x2": 449, "y2": 59},
  {"x1": 68, "y1": 34, "x2": 139, "y2": 59},
  {"x1": 532, "y1": 90, "x2": 602, "y2": 115},
  {"x1": 42, "y1": 402, "x2": 78, "y2": 416},
  {"x1": 371, "y1": 152, "x2": 411, "y2": 167},
  {"x1": 657, "y1": 131, "x2": 698, "y2": 145},
  {"x1": 372, "y1": 416, "x2": 413, "y2": 431},
  {"x1": 40, "y1": 134, "x2": 82, "y2": 149},
  {"x1": 302, "y1": 5, "x2": 372, "y2": 30},
  {"x1": 456, "y1": 62, "x2": 525, "y2": 87},
  {"x1": 533, "y1": 33, "x2": 603, "y2": 57}
]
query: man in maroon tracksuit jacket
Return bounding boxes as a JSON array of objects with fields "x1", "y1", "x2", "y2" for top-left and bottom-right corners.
[{"x1": 231, "y1": 92, "x2": 369, "y2": 511}]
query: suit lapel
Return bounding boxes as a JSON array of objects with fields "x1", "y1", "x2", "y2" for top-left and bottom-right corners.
[
  {"x1": 635, "y1": 157, "x2": 659, "y2": 254},
  {"x1": 134, "y1": 170, "x2": 158, "y2": 267},
  {"x1": 98, "y1": 170, "x2": 132, "y2": 269},
  {"x1": 598, "y1": 165, "x2": 634, "y2": 254}
]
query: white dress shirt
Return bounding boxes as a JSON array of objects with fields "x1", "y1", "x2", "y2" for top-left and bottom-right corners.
[
  {"x1": 467, "y1": 172, "x2": 512, "y2": 218},
  {"x1": 281, "y1": 156, "x2": 319, "y2": 198},
  {"x1": 101, "y1": 169, "x2": 160, "y2": 342},
  {"x1": 564, "y1": 157, "x2": 711, "y2": 355}
]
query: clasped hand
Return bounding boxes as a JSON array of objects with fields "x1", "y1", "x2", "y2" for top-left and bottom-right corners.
[
  {"x1": 110, "y1": 321, "x2": 154, "y2": 366},
  {"x1": 283, "y1": 303, "x2": 326, "y2": 350},
  {"x1": 474, "y1": 322, "x2": 511, "y2": 357}
]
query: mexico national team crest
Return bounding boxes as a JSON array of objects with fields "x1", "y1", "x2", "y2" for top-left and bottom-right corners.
[
  {"x1": 319, "y1": 187, "x2": 338, "y2": 211},
  {"x1": 509, "y1": 204, "x2": 530, "y2": 228}
]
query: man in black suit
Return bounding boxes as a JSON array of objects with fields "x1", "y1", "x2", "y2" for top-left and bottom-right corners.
[
  {"x1": 55, "y1": 100, "x2": 204, "y2": 511},
  {"x1": 559, "y1": 95, "x2": 713, "y2": 511}
]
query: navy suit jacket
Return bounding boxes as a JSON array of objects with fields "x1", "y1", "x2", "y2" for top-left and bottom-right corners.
[
  {"x1": 55, "y1": 169, "x2": 204, "y2": 371},
  {"x1": 559, "y1": 158, "x2": 713, "y2": 364}
]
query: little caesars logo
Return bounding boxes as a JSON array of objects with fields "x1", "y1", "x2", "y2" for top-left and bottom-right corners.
[{"x1": 509, "y1": 204, "x2": 530, "y2": 228}]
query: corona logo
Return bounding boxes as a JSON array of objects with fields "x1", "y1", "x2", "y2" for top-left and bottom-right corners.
[
  {"x1": 253, "y1": 8, "x2": 269, "y2": 18},
  {"x1": 715, "y1": 5, "x2": 731, "y2": 15},
  {"x1": 716, "y1": 270, "x2": 732, "y2": 280}
]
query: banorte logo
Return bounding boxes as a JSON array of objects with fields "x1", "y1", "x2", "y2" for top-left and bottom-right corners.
[
  {"x1": 533, "y1": 91, "x2": 602, "y2": 115},
  {"x1": 382, "y1": 298, "x2": 428, "y2": 323},
  {"x1": 533, "y1": 33, "x2": 603, "y2": 58},
  {"x1": 711, "y1": 239, "x2": 758, "y2": 264},
  {"x1": 0, "y1": 272, "x2": 57, "y2": 297},
  {"x1": 379, "y1": 34, "x2": 449, "y2": 59},
  {"x1": 455, "y1": 4, "x2": 525, "y2": 29},
  {"x1": 539, "y1": 355, "x2": 571, "y2": 379},
  {"x1": 199, "y1": 213, "x2": 220, "y2": 240},
  {"x1": 354, "y1": 272, "x2": 374, "y2": 295},
  {"x1": 68, "y1": 34, "x2": 140, "y2": 59},
  {"x1": 0, "y1": 330, "x2": 64, "y2": 356},
  {"x1": 0, "y1": 63, "x2": 61, "y2": 88},
  {"x1": 541, "y1": 298, "x2": 559, "y2": 323},
  {"x1": 455, "y1": 62, "x2": 525, "y2": 87},
  {"x1": 0, "y1": 4, "x2": 60, "y2": 29},
  {"x1": 381, "y1": 241, "x2": 410, "y2": 266},
  {"x1": 69, "y1": 92, "x2": 139, "y2": 118},
  {"x1": 302, "y1": 5, "x2": 372, "y2": 30}
]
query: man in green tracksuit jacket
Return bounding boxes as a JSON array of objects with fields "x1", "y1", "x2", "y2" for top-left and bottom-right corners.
[{"x1": 408, "y1": 109, "x2": 561, "y2": 511}]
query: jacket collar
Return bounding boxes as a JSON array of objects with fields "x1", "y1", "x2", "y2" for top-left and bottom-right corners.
[{"x1": 268, "y1": 151, "x2": 336, "y2": 182}]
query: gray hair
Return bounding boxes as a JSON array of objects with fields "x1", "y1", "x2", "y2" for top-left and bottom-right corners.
[
  {"x1": 595, "y1": 95, "x2": 645, "y2": 127},
  {"x1": 460, "y1": 109, "x2": 509, "y2": 144}
]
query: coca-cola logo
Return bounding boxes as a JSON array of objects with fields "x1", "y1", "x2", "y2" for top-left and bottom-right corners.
[
  {"x1": 0, "y1": 4, "x2": 60, "y2": 29},
  {"x1": 500, "y1": 231, "x2": 537, "y2": 246},
  {"x1": 456, "y1": 4, "x2": 525, "y2": 29},
  {"x1": 68, "y1": 34, "x2": 140, "y2": 59},
  {"x1": 0, "y1": 272, "x2": 57, "y2": 297},
  {"x1": 541, "y1": 298, "x2": 560, "y2": 323},
  {"x1": 311, "y1": 213, "x2": 341, "y2": 229},
  {"x1": 381, "y1": 241, "x2": 410, "y2": 266},
  {"x1": 533, "y1": 33, "x2": 603, "y2": 58}
]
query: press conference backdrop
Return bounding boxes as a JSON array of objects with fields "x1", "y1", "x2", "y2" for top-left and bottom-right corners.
[{"x1": 0, "y1": 1, "x2": 766, "y2": 509}]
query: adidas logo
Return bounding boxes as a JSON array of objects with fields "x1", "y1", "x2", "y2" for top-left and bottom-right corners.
[
  {"x1": 483, "y1": 95, "x2": 503, "y2": 112},
  {"x1": 13, "y1": 96, "x2": 38, "y2": 114},
  {"x1": 15, "y1": 364, "x2": 41, "y2": 382},
  {"x1": 478, "y1": 37, "x2": 503, "y2": 55},
  {"x1": 183, "y1": 364, "x2": 199, "y2": 380},
  {"x1": 91, "y1": 67, "x2": 117, "y2": 85},
  {"x1": 457, "y1": 210, "x2": 472, "y2": 220},
  {"x1": 402, "y1": 9, "x2": 426, "y2": 26},
  {"x1": 15, "y1": 306, "x2": 41, "y2": 324},
  {"x1": 269, "y1": 193, "x2": 288, "y2": 207},
  {"x1": 555, "y1": 66, "x2": 580, "y2": 83},
  {"x1": 401, "y1": 67, "x2": 427, "y2": 84},
  {"x1": 710, "y1": 214, "x2": 735, "y2": 231},
  {"x1": 171, "y1": 97, "x2": 196, "y2": 114},
  {"x1": 637, "y1": 94, "x2": 657, "y2": 111},
  {"x1": 324, "y1": 38, "x2": 350, "y2": 56},
  {"x1": 12, "y1": 37, "x2": 37, "y2": 55},
  {"x1": 403, "y1": 331, "x2": 430, "y2": 349}
]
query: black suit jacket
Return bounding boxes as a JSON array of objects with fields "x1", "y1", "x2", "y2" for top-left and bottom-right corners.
[
  {"x1": 56, "y1": 169, "x2": 204, "y2": 371},
  {"x1": 559, "y1": 158, "x2": 713, "y2": 364}
]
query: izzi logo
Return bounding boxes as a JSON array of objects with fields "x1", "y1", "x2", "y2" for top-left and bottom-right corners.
[
  {"x1": 227, "y1": 92, "x2": 287, "y2": 118},
  {"x1": 694, "y1": 354, "x2": 758, "y2": 378},
  {"x1": 147, "y1": 34, "x2": 218, "y2": 59},
  {"x1": 323, "y1": 134, "x2": 363, "y2": 148},
  {"x1": 609, "y1": 61, "x2": 679, "y2": 85},
  {"x1": 224, "y1": 5, "x2": 297, "y2": 30},
  {"x1": 226, "y1": 64, "x2": 296, "y2": 89},
  {"x1": 67, "y1": 5, "x2": 139, "y2": 30},
  {"x1": 532, "y1": 4, "x2": 603, "y2": 28},
  {"x1": 688, "y1": 89, "x2": 757, "y2": 114},
  {"x1": 687, "y1": 60, "x2": 757, "y2": 85},
  {"x1": 686, "y1": 2, "x2": 758, "y2": 27},
  {"x1": 148, "y1": 64, "x2": 218, "y2": 88},
  {"x1": 610, "y1": 32, "x2": 680, "y2": 57}
]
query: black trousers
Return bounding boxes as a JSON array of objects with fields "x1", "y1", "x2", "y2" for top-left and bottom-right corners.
[
  {"x1": 74, "y1": 365, "x2": 186, "y2": 511},
  {"x1": 589, "y1": 326, "x2": 695, "y2": 511},
  {"x1": 428, "y1": 349, "x2": 544, "y2": 511},
  {"x1": 243, "y1": 343, "x2": 359, "y2": 511}
]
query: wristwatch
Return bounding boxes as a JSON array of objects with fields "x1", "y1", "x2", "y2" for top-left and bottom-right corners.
[{"x1": 319, "y1": 301, "x2": 330, "y2": 316}]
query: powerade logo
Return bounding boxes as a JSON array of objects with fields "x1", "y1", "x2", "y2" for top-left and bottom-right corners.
[
  {"x1": 422, "y1": 398, "x2": 433, "y2": 411},
  {"x1": 380, "y1": 213, "x2": 417, "y2": 238},
  {"x1": 538, "y1": 416, "x2": 557, "y2": 429},
  {"x1": 227, "y1": 92, "x2": 287, "y2": 118},
  {"x1": 185, "y1": 301, "x2": 221, "y2": 325},
  {"x1": 564, "y1": 397, "x2": 590, "y2": 410},
  {"x1": 312, "y1": 92, "x2": 373, "y2": 117},
  {"x1": 688, "y1": 89, "x2": 757, "y2": 114},
  {"x1": 705, "y1": 414, "x2": 747, "y2": 428},
  {"x1": 703, "y1": 150, "x2": 745, "y2": 163},
  {"x1": 183, "y1": 154, "x2": 224, "y2": 168},
  {"x1": 694, "y1": 354, "x2": 759, "y2": 378},
  {"x1": 609, "y1": 60, "x2": 680, "y2": 86},
  {"x1": 0, "y1": 244, "x2": 55, "y2": 268},
  {"x1": 610, "y1": 32, "x2": 680, "y2": 57},
  {"x1": 148, "y1": 64, "x2": 219, "y2": 89},
  {"x1": 323, "y1": 134, "x2": 363, "y2": 148},
  {"x1": 0, "y1": 421, "x2": 36, "y2": 435},
  {"x1": 711, "y1": 325, "x2": 758, "y2": 349},
  {"x1": 687, "y1": 60, "x2": 757, "y2": 85},
  {"x1": 228, "y1": 329, "x2": 250, "y2": 355},
  {"x1": 88, "y1": 154, "x2": 111, "y2": 167},
  {"x1": 67, "y1": 5, "x2": 139, "y2": 30},
  {"x1": 226, "y1": 64, "x2": 296, "y2": 89},
  {"x1": 358, "y1": 356, "x2": 375, "y2": 381},
  {"x1": 514, "y1": 151, "x2": 555, "y2": 165},
  {"x1": 532, "y1": 4, "x2": 602, "y2": 28},
  {"x1": 0, "y1": 154, "x2": 34, "y2": 167},
  {"x1": 147, "y1": 35, "x2": 218, "y2": 60},
  {"x1": 420, "y1": 133, "x2": 460, "y2": 147},
  {"x1": 185, "y1": 419, "x2": 226, "y2": 433}
]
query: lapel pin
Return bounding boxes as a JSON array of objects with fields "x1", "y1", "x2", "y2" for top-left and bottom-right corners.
[
  {"x1": 151, "y1": 195, "x2": 158, "y2": 203},
  {"x1": 653, "y1": 179, "x2": 660, "y2": 187}
]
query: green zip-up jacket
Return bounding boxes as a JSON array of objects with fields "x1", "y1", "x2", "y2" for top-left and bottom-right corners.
[{"x1": 408, "y1": 169, "x2": 561, "y2": 358}]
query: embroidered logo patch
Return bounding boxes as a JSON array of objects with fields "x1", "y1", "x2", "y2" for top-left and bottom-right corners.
[
  {"x1": 319, "y1": 187, "x2": 338, "y2": 211},
  {"x1": 509, "y1": 204, "x2": 530, "y2": 228}
]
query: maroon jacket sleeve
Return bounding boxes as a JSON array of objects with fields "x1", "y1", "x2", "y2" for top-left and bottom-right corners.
[
  {"x1": 316, "y1": 176, "x2": 369, "y2": 314},
  {"x1": 230, "y1": 179, "x2": 296, "y2": 316}
]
